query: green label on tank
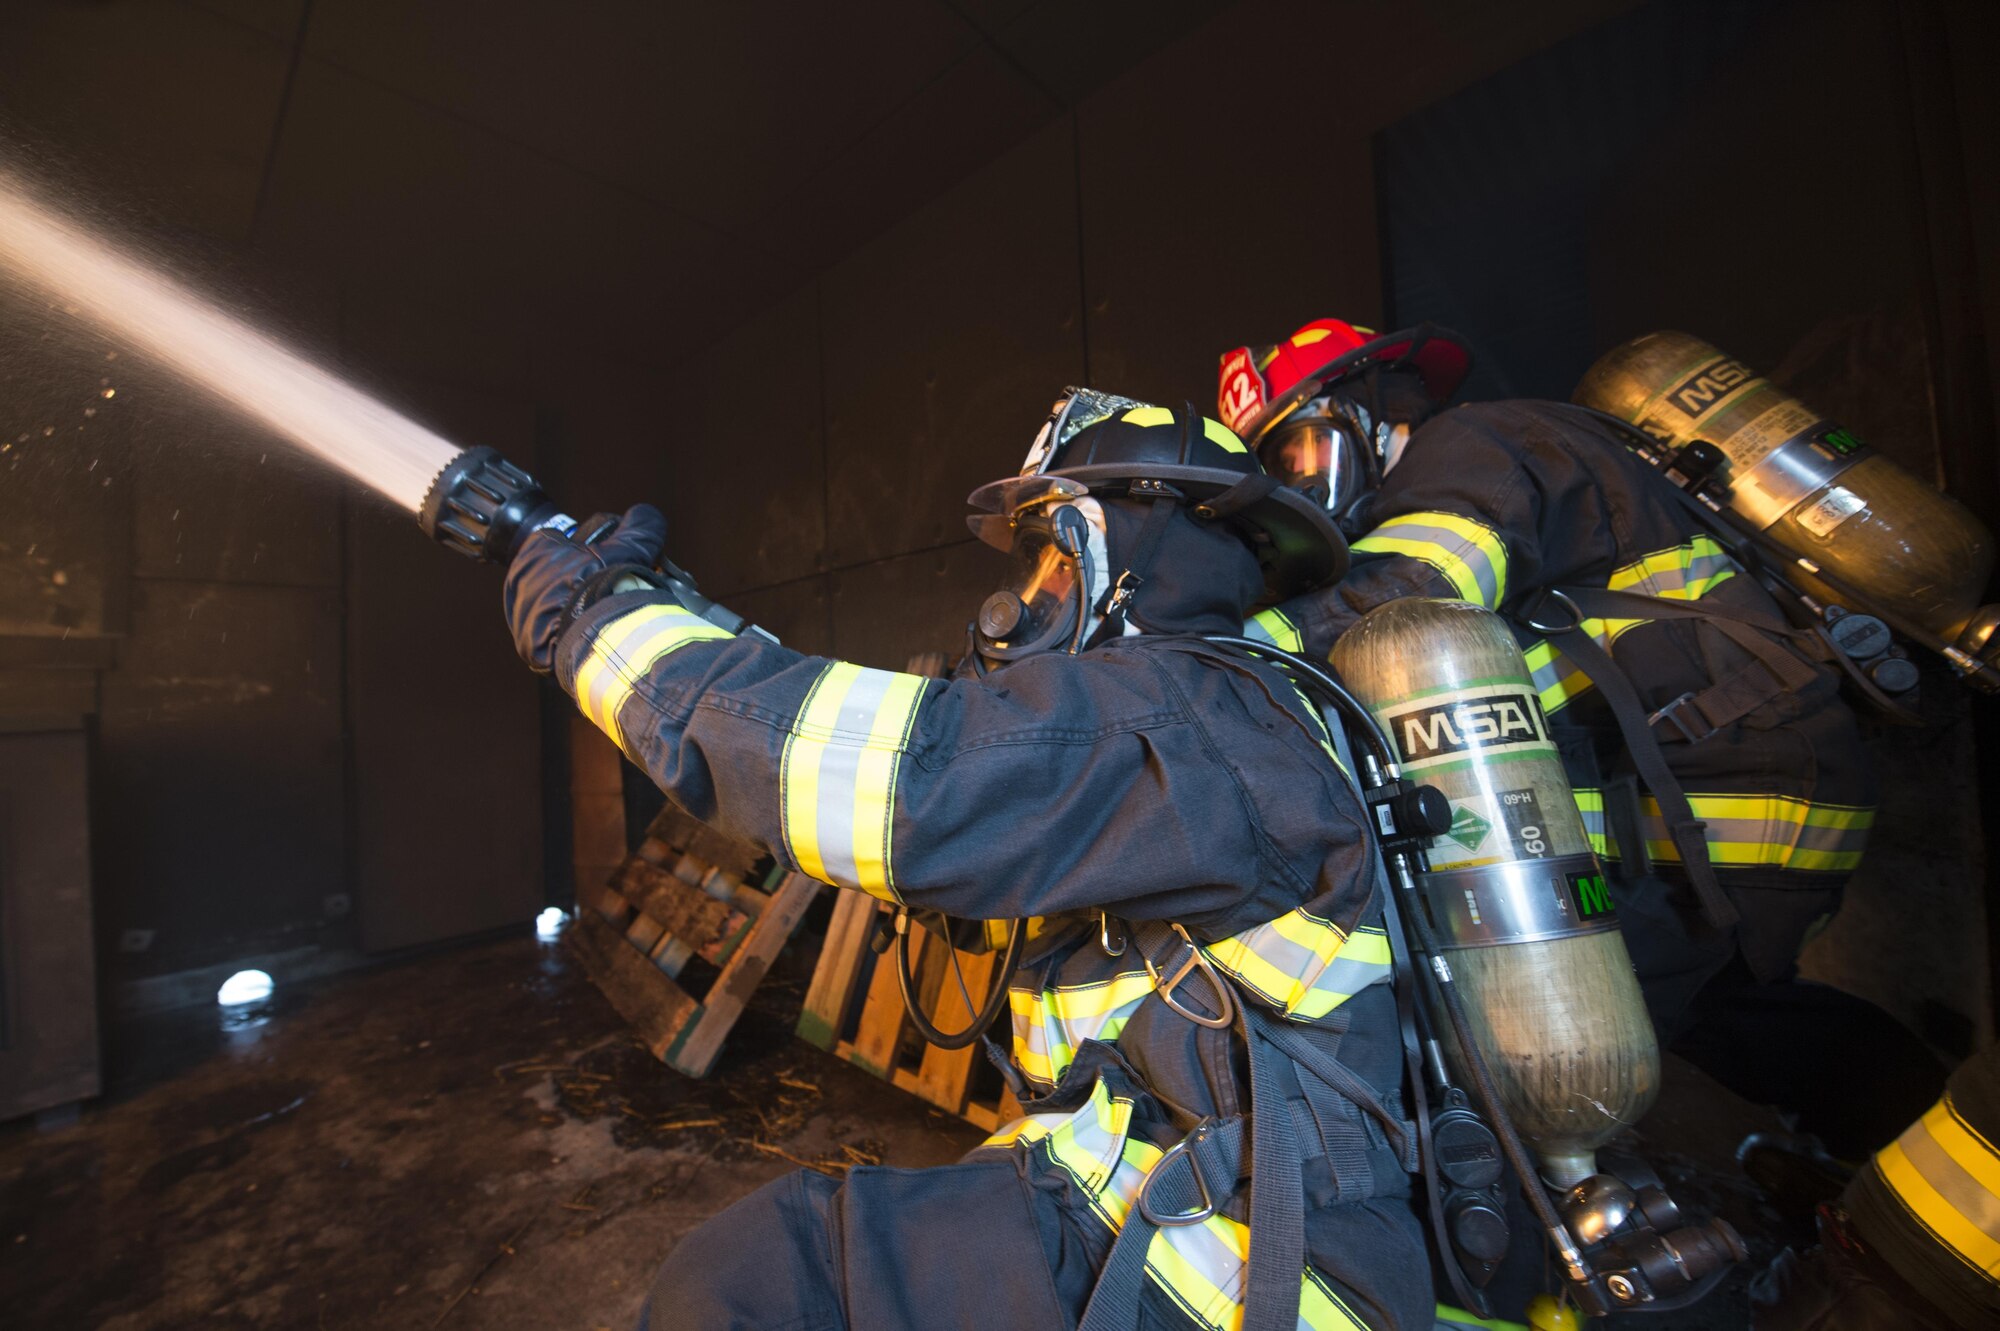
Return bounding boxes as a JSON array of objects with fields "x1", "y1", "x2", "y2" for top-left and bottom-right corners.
[
  {"x1": 1569, "y1": 871, "x2": 1615, "y2": 918},
  {"x1": 1446, "y1": 804, "x2": 1492, "y2": 853},
  {"x1": 1813, "y1": 425, "x2": 1867, "y2": 457}
]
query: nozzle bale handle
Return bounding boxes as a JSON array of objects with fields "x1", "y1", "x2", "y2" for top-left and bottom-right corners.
[{"x1": 420, "y1": 446, "x2": 557, "y2": 564}]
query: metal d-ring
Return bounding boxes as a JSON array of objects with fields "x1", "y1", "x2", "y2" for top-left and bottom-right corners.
[
  {"x1": 1144, "y1": 923, "x2": 1236, "y2": 1029},
  {"x1": 1138, "y1": 1122, "x2": 1218, "y2": 1226},
  {"x1": 1523, "y1": 587, "x2": 1583, "y2": 636}
]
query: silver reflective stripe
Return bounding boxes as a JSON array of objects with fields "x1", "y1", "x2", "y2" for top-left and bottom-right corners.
[
  {"x1": 1647, "y1": 548, "x2": 1736, "y2": 595},
  {"x1": 1244, "y1": 607, "x2": 1302, "y2": 652},
  {"x1": 1010, "y1": 969, "x2": 1156, "y2": 1088},
  {"x1": 1895, "y1": 1112, "x2": 2000, "y2": 1247},
  {"x1": 1313, "y1": 950, "x2": 1393, "y2": 1000},
  {"x1": 582, "y1": 612, "x2": 705, "y2": 720},
  {"x1": 805, "y1": 667, "x2": 898, "y2": 888},
  {"x1": 984, "y1": 1082, "x2": 1368, "y2": 1330},
  {"x1": 1576, "y1": 799, "x2": 1609, "y2": 855},
  {"x1": 1373, "y1": 519, "x2": 1501, "y2": 606}
]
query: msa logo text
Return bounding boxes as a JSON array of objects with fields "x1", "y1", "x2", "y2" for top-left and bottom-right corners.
[
  {"x1": 1395, "y1": 692, "x2": 1547, "y2": 763},
  {"x1": 1666, "y1": 358, "x2": 1755, "y2": 418}
]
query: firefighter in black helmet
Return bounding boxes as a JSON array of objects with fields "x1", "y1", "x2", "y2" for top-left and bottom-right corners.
[
  {"x1": 502, "y1": 390, "x2": 1431, "y2": 1331},
  {"x1": 1222, "y1": 318, "x2": 1943, "y2": 1168}
]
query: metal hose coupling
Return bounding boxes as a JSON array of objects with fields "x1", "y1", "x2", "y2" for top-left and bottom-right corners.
[{"x1": 419, "y1": 445, "x2": 558, "y2": 564}]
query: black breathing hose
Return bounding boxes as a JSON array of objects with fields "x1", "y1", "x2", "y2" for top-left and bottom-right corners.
[{"x1": 893, "y1": 913, "x2": 1027, "y2": 1051}]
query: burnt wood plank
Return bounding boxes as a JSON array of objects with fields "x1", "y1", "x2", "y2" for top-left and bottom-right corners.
[{"x1": 568, "y1": 911, "x2": 700, "y2": 1060}]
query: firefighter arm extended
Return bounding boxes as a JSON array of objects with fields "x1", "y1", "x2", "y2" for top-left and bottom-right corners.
[{"x1": 538, "y1": 581, "x2": 1365, "y2": 934}]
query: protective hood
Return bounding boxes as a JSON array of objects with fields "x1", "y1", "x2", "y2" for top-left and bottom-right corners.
[{"x1": 1098, "y1": 494, "x2": 1264, "y2": 638}]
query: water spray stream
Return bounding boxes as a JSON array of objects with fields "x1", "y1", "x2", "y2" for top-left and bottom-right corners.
[{"x1": 0, "y1": 175, "x2": 461, "y2": 512}]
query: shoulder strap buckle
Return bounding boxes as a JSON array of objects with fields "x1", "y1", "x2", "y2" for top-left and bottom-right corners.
[
  {"x1": 1649, "y1": 690, "x2": 1718, "y2": 745},
  {"x1": 1143, "y1": 923, "x2": 1237, "y2": 1030}
]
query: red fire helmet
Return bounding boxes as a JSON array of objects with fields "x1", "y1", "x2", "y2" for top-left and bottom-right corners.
[{"x1": 1217, "y1": 317, "x2": 1472, "y2": 447}]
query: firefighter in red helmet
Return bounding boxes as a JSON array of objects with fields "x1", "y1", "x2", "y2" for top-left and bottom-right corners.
[{"x1": 1224, "y1": 317, "x2": 1942, "y2": 1177}]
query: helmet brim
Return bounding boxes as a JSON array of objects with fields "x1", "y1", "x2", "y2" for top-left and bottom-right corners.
[
  {"x1": 1242, "y1": 324, "x2": 1473, "y2": 449},
  {"x1": 967, "y1": 463, "x2": 1347, "y2": 599}
]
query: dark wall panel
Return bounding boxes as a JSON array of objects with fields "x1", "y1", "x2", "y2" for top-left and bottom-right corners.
[
  {"x1": 820, "y1": 117, "x2": 1086, "y2": 570},
  {"x1": 0, "y1": 0, "x2": 296, "y2": 243},
  {"x1": 129, "y1": 444, "x2": 340, "y2": 588},
  {"x1": 94, "y1": 578, "x2": 343, "y2": 972},
  {"x1": 656, "y1": 286, "x2": 826, "y2": 598},
  {"x1": 829, "y1": 540, "x2": 996, "y2": 672},
  {"x1": 344, "y1": 386, "x2": 543, "y2": 954},
  {"x1": 1078, "y1": 15, "x2": 1382, "y2": 409},
  {"x1": 729, "y1": 579, "x2": 835, "y2": 660}
]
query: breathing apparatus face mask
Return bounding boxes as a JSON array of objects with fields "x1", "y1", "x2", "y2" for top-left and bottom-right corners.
[
  {"x1": 1259, "y1": 395, "x2": 1410, "y2": 537},
  {"x1": 974, "y1": 495, "x2": 1115, "y2": 665}
]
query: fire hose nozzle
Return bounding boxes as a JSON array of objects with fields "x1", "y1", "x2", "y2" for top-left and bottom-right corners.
[{"x1": 419, "y1": 446, "x2": 558, "y2": 564}]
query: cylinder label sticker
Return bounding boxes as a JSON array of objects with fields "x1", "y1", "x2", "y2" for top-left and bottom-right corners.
[
  {"x1": 1495, "y1": 787, "x2": 1555, "y2": 860},
  {"x1": 1796, "y1": 485, "x2": 1867, "y2": 539},
  {"x1": 1385, "y1": 684, "x2": 1553, "y2": 769},
  {"x1": 1721, "y1": 397, "x2": 1819, "y2": 472}
]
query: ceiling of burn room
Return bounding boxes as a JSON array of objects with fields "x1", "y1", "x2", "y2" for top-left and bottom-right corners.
[{"x1": 0, "y1": 0, "x2": 1233, "y2": 372}]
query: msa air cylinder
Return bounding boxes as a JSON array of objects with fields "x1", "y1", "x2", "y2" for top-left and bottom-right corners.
[
  {"x1": 1575, "y1": 331, "x2": 1997, "y2": 650},
  {"x1": 1332, "y1": 598, "x2": 1659, "y2": 1188}
]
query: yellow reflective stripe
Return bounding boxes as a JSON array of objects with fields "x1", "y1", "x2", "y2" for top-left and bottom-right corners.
[
  {"x1": 779, "y1": 663, "x2": 927, "y2": 899},
  {"x1": 1244, "y1": 606, "x2": 1303, "y2": 652},
  {"x1": 1520, "y1": 538, "x2": 1741, "y2": 714},
  {"x1": 1518, "y1": 616, "x2": 1643, "y2": 713},
  {"x1": 1008, "y1": 966, "x2": 1158, "y2": 1087},
  {"x1": 1608, "y1": 535, "x2": 1739, "y2": 601},
  {"x1": 1284, "y1": 680, "x2": 1350, "y2": 778},
  {"x1": 1203, "y1": 915, "x2": 1391, "y2": 1023},
  {"x1": 1122, "y1": 405, "x2": 1175, "y2": 427},
  {"x1": 1877, "y1": 1122, "x2": 2000, "y2": 1280},
  {"x1": 1572, "y1": 788, "x2": 1609, "y2": 858},
  {"x1": 1573, "y1": 789, "x2": 1874, "y2": 872},
  {"x1": 982, "y1": 1087, "x2": 1370, "y2": 1331},
  {"x1": 571, "y1": 604, "x2": 735, "y2": 751},
  {"x1": 1926, "y1": 1095, "x2": 2000, "y2": 1208},
  {"x1": 1203, "y1": 417, "x2": 1247, "y2": 453},
  {"x1": 1352, "y1": 511, "x2": 1508, "y2": 607}
]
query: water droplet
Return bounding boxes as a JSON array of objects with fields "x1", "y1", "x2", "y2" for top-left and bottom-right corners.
[
  {"x1": 83, "y1": 407, "x2": 96, "y2": 417},
  {"x1": 41, "y1": 426, "x2": 53, "y2": 437},
  {"x1": 100, "y1": 388, "x2": 115, "y2": 399}
]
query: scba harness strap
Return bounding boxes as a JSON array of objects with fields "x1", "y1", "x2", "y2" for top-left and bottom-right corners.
[
  {"x1": 1519, "y1": 582, "x2": 1834, "y2": 933},
  {"x1": 1064, "y1": 923, "x2": 1414, "y2": 1331}
]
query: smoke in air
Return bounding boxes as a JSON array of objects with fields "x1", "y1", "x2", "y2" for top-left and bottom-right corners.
[{"x1": 0, "y1": 176, "x2": 460, "y2": 513}]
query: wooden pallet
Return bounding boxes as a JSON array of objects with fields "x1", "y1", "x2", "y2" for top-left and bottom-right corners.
[
  {"x1": 570, "y1": 803, "x2": 819, "y2": 1078},
  {"x1": 796, "y1": 890, "x2": 1023, "y2": 1132}
]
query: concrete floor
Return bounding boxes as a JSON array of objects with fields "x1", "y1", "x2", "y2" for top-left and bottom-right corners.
[{"x1": 0, "y1": 925, "x2": 1800, "y2": 1330}]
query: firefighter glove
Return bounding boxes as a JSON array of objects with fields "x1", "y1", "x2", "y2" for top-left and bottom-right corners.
[{"x1": 503, "y1": 504, "x2": 669, "y2": 673}]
